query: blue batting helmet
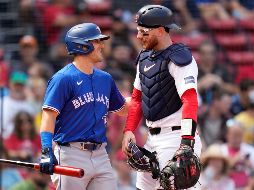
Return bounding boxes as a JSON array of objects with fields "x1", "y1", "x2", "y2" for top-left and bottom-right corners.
[{"x1": 65, "y1": 23, "x2": 110, "y2": 55}]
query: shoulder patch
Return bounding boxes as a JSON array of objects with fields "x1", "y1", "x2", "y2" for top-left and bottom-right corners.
[{"x1": 165, "y1": 43, "x2": 192, "y2": 67}]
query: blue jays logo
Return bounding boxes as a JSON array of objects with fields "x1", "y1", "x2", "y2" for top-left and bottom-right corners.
[{"x1": 96, "y1": 26, "x2": 101, "y2": 33}]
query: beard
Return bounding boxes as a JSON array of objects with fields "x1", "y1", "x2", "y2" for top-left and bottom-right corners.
[{"x1": 142, "y1": 36, "x2": 158, "y2": 50}]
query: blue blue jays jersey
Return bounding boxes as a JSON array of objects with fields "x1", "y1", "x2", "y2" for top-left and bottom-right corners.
[{"x1": 42, "y1": 63, "x2": 125, "y2": 143}]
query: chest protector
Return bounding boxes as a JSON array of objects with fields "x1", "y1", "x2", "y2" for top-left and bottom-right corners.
[{"x1": 138, "y1": 43, "x2": 192, "y2": 121}]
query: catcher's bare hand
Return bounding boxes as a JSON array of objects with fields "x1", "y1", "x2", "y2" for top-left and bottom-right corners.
[{"x1": 122, "y1": 131, "x2": 136, "y2": 156}]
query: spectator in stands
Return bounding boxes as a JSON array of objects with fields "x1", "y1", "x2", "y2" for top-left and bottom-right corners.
[
  {"x1": 112, "y1": 150, "x2": 136, "y2": 190},
  {"x1": 199, "y1": 87, "x2": 231, "y2": 146},
  {"x1": 19, "y1": 0, "x2": 36, "y2": 24},
  {"x1": 1, "y1": 144, "x2": 23, "y2": 190},
  {"x1": 42, "y1": 0, "x2": 82, "y2": 46},
  {"x1": 10, "y1": 35, "x2": 53, "y2": 76},
  {"x1": 1, "y1": 71, "x2": 34, "y2": 139},
  {"x1": 229, "y1": 0, "x2": 254, "y2": 19},
  {"x1": 107, "y1": 13, "x2": 139, "y2": 58},
  {"x1": 230, "y1": 79, "x2": 254, "y2": 115},
  {"x1": 48, "y1": 42, "x2": 72, "y2": 72},
  {"x1": 195, "y1": 0, "x2": 231, "y2": 20},
  {"x1": 10, "y1": 35, "x2": 38, "y2": 72},
  {"x1": 111, "y1": 13, "x2": 131, "y2": 45},
  {"x1": 162, "y1": 0, "x2": 201, "y2": 35},
  {"x1": 4, "y1": 111, "x2": 41, "y2": 162},
  {"x1": 234, "y1": 89, "x2": 254, "y2": 145},
  {"x1": 10, "y1": 168, "x2": 51, "y2": 190},
  {"x1": 0, "y1": 48, "x2": 9, "y2": 88},
  {"x1": 197, "y1": 40, "x2": 237, "y2": 104},
  {"x1": 200, "y1": 143, "x2": 235, "y2": 190},
  {"x1": 107, "y1": 79, "x2": 146, "y2": 156},
  {"x1": 26, "y1": 77, "x2": 47, "y2": 115},
  {"x1": 107, "y1": 42, "x2": 136, "y2": 80},
  {"x1": 221, "y1": 119, "x2": 254, "y2": 189},
  {"x1": 27, "y1": 62, "x2": 54, "y2": 81},
  {"x1": 245, "y1": 175, "x2": 254, "y2": 190}
]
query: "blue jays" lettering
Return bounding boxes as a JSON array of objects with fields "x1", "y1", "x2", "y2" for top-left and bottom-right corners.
[{"x1": 72, "y1": 92, "x2": 109, "y2": 109}]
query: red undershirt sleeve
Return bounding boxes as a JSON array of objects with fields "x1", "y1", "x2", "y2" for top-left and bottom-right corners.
[
  {"x1": 181, "y1": 88, "x2": 198, "y2": 140},
  {"x1": 123, "y1": 88, "x2": 142, "y2": 133},
  {"x1": 181, "y1": 88, "x2": 198, "y2": 122}
]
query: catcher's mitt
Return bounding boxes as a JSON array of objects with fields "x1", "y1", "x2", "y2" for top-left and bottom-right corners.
[
  {"x1": 127, "y1": 141, "x2": 160, "y2": 179},
  {"x1": 160, "y1": 145, "x2": 201, "y2": 190}
]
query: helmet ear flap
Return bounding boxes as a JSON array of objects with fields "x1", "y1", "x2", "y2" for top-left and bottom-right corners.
[
  {"x1": 66, "y1": 41, "x2": 94, "y2": 55},
  {"x1": 79, "y1": 41, "x2": 94, "y2": 54}
]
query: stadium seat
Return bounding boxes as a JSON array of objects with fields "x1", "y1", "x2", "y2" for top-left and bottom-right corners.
[
  {"x1": 215, "y1": 34, "x2": 248, "y2": 51},
  {"x1": 239, "y1": 19, "x2": 254, "y2": 33},
  {"x1": 227, "y1": 51, "x2": 254, "y2": 65},
  {"x1": 86, "y1": 1, "x2": 112, "y2": 14},
  {"x1": 206, "y1": 18, "x2": 238, "y2": 34},
  {"x1": 235, "y1": 65, "x2": 254, "y2": 84},
  {"x1": 89, "y1": 16, "x2": 113, "y2": 30},
  {"x1": 171, "y1": 34, "x2": 185, "y2": 43},
  {"x1": 171, "y1": 34, "x2": 208, "y2": 50},
  {"x1": 250, "y1": 34, "x2": 254, "y2": 45}
]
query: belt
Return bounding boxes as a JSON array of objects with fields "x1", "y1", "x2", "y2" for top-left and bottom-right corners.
[
  {"x1": 57, "y1": 142, "x2": 102, "y2": 151},
  {"x1": 149, "y1": 126, "x2": 181, "y2": 135}
]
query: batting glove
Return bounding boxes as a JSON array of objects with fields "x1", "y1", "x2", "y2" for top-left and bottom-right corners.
[{"x1": 40, "y1": 147, "x2": 58, "y2": 175}]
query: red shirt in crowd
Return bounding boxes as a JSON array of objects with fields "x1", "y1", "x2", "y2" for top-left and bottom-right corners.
[{"x1": 42, "y1": 4, "x2": 75, "y2": 45}]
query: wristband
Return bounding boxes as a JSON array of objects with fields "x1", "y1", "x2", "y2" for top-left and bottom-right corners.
[
  {"x1": 40, "y1": 132, "x2": 53, "y2": 149},
  {"x1": 181, "y1": 138, "x2": 195, "y2": 148},
  {"x1": 181, "y1": 119, "x2": 197, "y2": 137}
]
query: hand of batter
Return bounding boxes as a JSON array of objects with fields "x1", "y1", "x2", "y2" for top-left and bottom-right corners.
[
  {"x1": 122, "y1": 131, "x2": 136, "y2": 156},
  {"x1": 40, "y1": 147, "x2": 58, "y2": 175}
]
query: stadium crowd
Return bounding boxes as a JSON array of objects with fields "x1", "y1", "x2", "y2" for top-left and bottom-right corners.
[{"x1": 1, "y1": 0, "x2": 254, "y2": 189}]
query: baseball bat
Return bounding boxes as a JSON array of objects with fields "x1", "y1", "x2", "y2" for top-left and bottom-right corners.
[{"x1": 0, "y1": 159, "x2": 84, "y2": 178}]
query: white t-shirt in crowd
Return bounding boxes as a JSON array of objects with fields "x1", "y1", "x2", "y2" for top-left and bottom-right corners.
[{"x1": 0, "y1": 96, "x2": 35, "y2": 139}]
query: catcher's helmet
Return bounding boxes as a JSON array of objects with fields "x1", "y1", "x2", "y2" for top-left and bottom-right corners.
[
  {"x1": 136, "y1": 5, "x2": 180, "y2": 30},
  {"x1": 65, "y1": 23, "x2": 110, "y2": 55}
]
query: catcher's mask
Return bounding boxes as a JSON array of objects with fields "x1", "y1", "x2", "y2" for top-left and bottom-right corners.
[{"x1": 127, "y1": 141, "x2": 160, "y2": 179}]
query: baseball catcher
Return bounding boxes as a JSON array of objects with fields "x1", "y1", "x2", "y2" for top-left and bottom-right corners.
[{"x1": 122, "y1": 4, "x2": 203, "y2": 190}]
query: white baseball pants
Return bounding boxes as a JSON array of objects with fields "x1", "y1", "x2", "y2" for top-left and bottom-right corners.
[
  {"x1": 136, "y1": 127, "x2": 202, "y2": 190},
  {"x1": 51, "y1": 143, "x2": 117, "y2": 190}
]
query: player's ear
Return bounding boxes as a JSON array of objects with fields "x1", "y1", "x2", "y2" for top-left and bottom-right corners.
[{"x1": 157, "y1": 27, "x2": 165, "y2": 37}]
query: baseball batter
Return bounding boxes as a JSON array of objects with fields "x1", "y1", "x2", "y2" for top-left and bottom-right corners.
[
  {"x1": 39, "y1": 23, "x2": 129, "y2": 190},
  {"x1": 122, "y1": 5, "x2": 202, "y2": 190}
]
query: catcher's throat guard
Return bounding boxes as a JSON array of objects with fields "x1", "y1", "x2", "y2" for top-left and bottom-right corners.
[{"x1": 127, "y1": 141, "x2": 160, "y2": 179}]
